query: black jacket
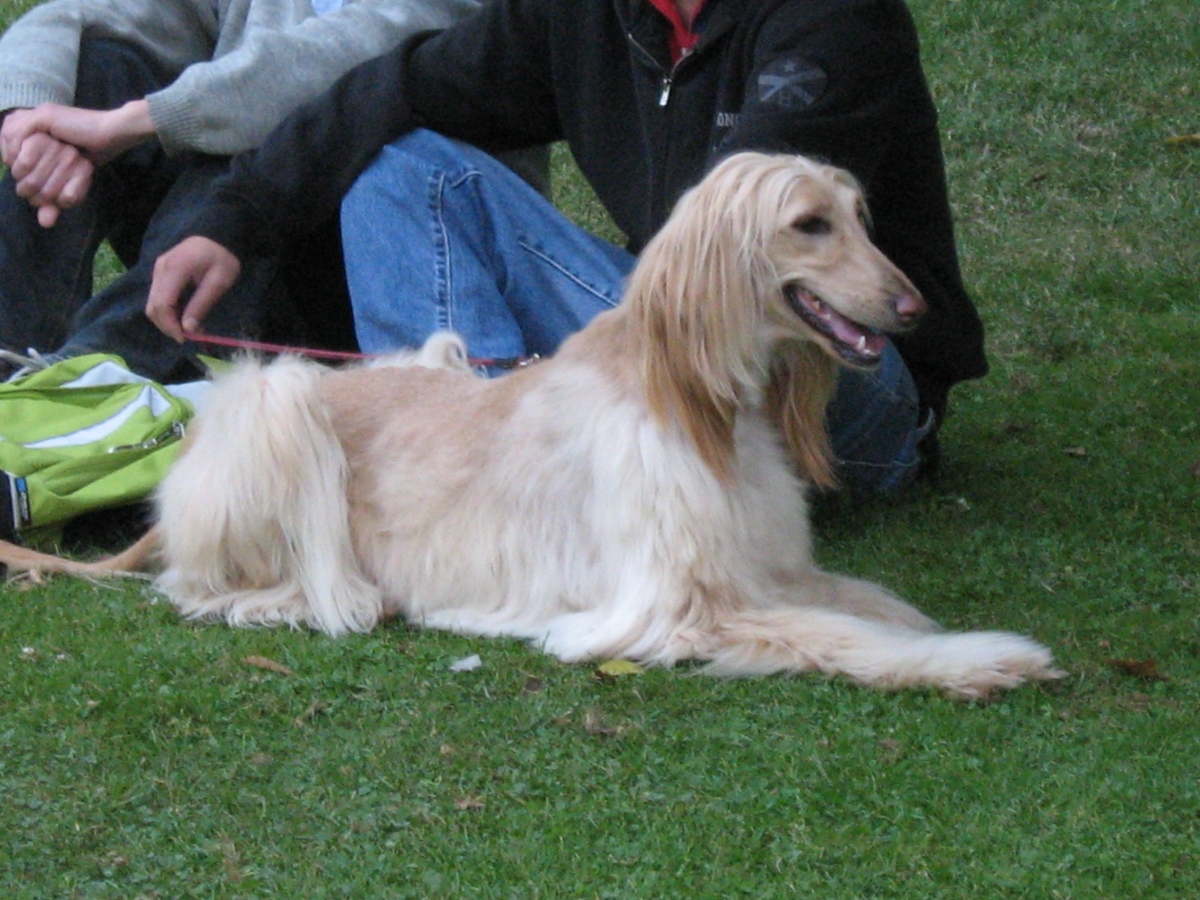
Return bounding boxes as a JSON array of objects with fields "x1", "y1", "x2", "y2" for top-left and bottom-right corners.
[{"x1": 191, "y1": 0, "x2": 987, "y2": 409}]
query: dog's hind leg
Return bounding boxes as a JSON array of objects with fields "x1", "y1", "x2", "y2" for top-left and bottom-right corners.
[
  {"x1": 702, "y1": 607, "x2": 1063, "y2": 699},
  {"x1": 793, "y1": 571, "x2": 942, "y2": 633},
  {"x1": 156, "y1": 357, "x2": 382, "y2": 636}
]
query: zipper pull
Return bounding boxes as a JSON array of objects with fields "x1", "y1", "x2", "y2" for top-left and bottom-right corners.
[
  {"x1": 658, "y1": 74, "x2": 673, "y2": 106},
  {"x1": 107, "y1": 420, "x2": 186, "y2": 454}
]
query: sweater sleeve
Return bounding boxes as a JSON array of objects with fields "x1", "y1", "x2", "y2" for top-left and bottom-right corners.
[
  {"x1": 187, "y1": 0, "x2": 558, "y2": 258},
  {"x1": 0, "y1": 0, "x2": 216, "y2": 114},
  {"x1": 718, "y1": 0, "x2": 933, "y2": 184},
  {"x1": 147, "y1": 0, "x2": 485, "y2": 156},
  {"x1": 187, "y1": 37, "x2": 424, "y2": 260}
]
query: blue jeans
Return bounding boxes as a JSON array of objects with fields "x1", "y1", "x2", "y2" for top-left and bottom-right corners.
[{"x1": 341, "y1": 130, "x2": 929, "y2": 494}]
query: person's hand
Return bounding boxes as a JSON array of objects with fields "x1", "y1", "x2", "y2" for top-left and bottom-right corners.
[
  {"x1": 3, "y1": 101, "x2": 153, "y2": 166},
  {"x1": 147, "y1": 237, "x2": 243, "y2": 342},
  {"x1": 2, "y1": 102, "x2": 154, "y2": 227},
  {"x1": 1, "y1": 127, "x2": 94, "y2": 227}
]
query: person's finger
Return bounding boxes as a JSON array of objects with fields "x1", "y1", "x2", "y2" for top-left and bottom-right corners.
[
  {"x1": 180, "y1": 260, "x2": 241, "y2": 334},
  {"x1": 36, "y1": 203, "x2": 61, "y2": 228},
  {"x1": 147, "y1": 239, "x2": 242, "y2": 342},
  {"x1": 0, "y1": 108, "x2": 42, "y2": 167},
  {"x1": 52, "y1": 157, "x2": 94, "y2": 210},
  {"x1": 146, "y1": 252, "x2": 194, "y2": 342},
  {"x1": 11, "y1": 135, "x2": 79, "y2": 197}
]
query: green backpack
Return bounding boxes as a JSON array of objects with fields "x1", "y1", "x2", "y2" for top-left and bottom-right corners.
[{"x1": 0, "y1": 354, "x2": 206, "y2": 546}]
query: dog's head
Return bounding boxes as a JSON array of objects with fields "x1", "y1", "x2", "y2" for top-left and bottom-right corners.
[
  {"x1": 630, "y1": 152, "x2": 924, "y2": 487},
  {"x1": 764, "y1": 160, "x2": 926, "y2": 368}
]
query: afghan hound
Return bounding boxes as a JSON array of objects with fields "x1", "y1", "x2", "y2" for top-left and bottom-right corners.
[{"x1": 0, "y1": 152, "x2": 1061, "y2": 698}]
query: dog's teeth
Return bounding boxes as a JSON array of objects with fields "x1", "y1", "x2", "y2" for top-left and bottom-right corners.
[{"x1": 855, "y1": 335, "x2": 868, "y2": 352}]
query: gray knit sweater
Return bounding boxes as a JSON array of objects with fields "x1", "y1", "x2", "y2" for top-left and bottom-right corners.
[{"x1": 0, "y1": 0, "x2": 480, "y2": 156}]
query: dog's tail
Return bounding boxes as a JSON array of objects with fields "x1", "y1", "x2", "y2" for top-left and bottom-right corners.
[
  {"x1": 0, "y1": 527, "x2": 159, "y2": 579},
  {"x1": 156, "y1": 356, "x2": 382, "y2": 636},
  {"x1": 702, "y1": 607, "x2": 1063, "y2": 699}
]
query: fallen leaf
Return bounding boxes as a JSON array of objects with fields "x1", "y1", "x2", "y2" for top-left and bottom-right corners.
[
  {"x1": 1063, "y1": 446, "x2": 1088, "y2": 458},
  {"x1": 219, "y1": 836, "x2": 245, "y2": 883},
  {"x1": 1118, "y1": 692, "x2": 1154, "y2": 713},
  {"x1": 583, "y1": 706, "x2": 619, "y2": 737},
  {"x1": 1189, "y1": 460, "x2": 1200, "y2": 478},
  {"x1": 594, "y1": 659, "x2": 645, "y2": 680},
  {"x1": 878, "y1": 739, "x2": 902, "y2": 759},
  {"x1": 449, "y1": 654, "x2": 482, "y2": 672},
  {"x1": 1105, "y1": 658, "x2": 1169, "y2": 682},
  {"x1": 241, "y1": 655, "x2": 294, "y2": 676},
  {"x1": 1165, "y1": 133, "x2": 1200, "y2": 146},
  {"x1": 454, "y1": 795, "x2": 485, "y2": 811},
  {"x1": 521, "y1": 675, "x2": 545, "y2": 694},
  {"x1": 293, "y1": 699, "x2": 329, "y2": 727}
]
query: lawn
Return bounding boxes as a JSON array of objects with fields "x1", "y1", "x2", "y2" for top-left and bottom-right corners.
[{"x1": 2, "y1": 1, "x2": 1198, "y2": 897}]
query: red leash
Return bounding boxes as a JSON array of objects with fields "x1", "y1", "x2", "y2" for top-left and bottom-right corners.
[{"x1": 181, "y1": 330, "x2": 537, "y2": 369}]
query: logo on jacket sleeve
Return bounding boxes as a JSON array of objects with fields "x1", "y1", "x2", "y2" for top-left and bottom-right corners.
[{"x1": 757, "y1": 57, "x2": 828, "y2": 108}]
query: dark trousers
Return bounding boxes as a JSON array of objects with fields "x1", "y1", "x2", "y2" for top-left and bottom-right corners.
[{"x1": 0, "y1": 38, "x2": 353, "y2": 382}]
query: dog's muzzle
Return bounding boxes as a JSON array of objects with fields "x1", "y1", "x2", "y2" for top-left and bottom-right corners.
[{"x1": 786, "y1": 284, "x2": 890, "y2": 368}]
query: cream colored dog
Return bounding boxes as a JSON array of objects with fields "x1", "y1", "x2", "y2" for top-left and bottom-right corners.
[{"x1": 1, "y1": 152, "x2": 1061, "y2": 698}]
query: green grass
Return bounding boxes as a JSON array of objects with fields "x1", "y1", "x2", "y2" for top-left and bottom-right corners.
[{"x1": 3, "y1": 0, "x2": 1200, "y2": 896}]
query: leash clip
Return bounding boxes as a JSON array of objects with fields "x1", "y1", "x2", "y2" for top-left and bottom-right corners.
[{"x1": 107, "y1": 420, "x2": 186, "y2": 454}]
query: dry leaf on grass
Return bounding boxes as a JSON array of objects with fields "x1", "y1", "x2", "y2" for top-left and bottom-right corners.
[
  {"x1": 454, "y1": 795, "x2": 485, "y2": 811},
  {"x1": 583, "y1": 706, "x2": 620, "y2": 737},
  {"x1": 293, "y1": 699, "x2": 329, "y2": 727},
  {"x1": 1165, "y1": 133, "x2": 1200, "y2": 146},
  {"x1": 240, "y1": 655, "x2": 294, "y2": 676},
  {"x1": 1063, "y1": 446, "x2": 1088, "y2": 458},
  {"x1": 594, "y1": 659, "x2": 645, "y2": 680},
  {"x1": 219, "y1": 837, "x2": 245, "y2": 883},
  {"x1": 1104, "y1": 657, "x2": 1169, "y2": 682}
]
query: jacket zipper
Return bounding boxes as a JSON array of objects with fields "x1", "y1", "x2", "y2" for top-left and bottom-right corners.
[{"x1": 626, "y1": 31, "x2": 683, "y2": 107}]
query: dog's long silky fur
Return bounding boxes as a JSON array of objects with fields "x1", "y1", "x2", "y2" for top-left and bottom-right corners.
[{"x1": 0, "y1": 153, "x2": 1061, "y2": 698}]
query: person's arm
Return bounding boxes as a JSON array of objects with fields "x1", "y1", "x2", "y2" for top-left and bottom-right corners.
[
  {"x1": 0, "y1": 0, "x2": 216, "y2": 223},
  {"x1": 148, "y1": 0, "x2": 561, "y2": 338},
  {"x1": 0, "y1": 0, "x2": 216, "y2": 114},
  {"x1": 147, "y1": 0, "x2": 485, "y2": 156},
  {"x1": 718, "y1": 0, "x2": 930, "y2": 184}
]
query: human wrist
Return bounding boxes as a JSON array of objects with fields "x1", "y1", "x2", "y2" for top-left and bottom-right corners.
[{"x1": 106, "y1": 100, "x2": 157, "y2": 153}]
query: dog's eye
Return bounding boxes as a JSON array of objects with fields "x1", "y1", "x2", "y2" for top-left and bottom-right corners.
[{"x1": 792, "y1": 215, "x2": 832, "y2": 236}]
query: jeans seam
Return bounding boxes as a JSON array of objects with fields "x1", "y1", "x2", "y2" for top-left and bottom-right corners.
[
  {"x1": 516, "y1": 238, "x2": 622, "y2": 309},
  {"x1": 431, "y1": 170, "x2": 452, "y2": 333}
]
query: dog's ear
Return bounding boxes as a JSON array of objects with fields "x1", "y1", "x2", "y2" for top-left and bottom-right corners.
[
  {"x1": 628, "y1": 170, "x2": 775, "y2": 482},
  {"x1": 764, "y1": 342, "x2": 839, "y2": 490},
  {"x1": 640, "y1": 299, "x2": 740, "y2": 481}
]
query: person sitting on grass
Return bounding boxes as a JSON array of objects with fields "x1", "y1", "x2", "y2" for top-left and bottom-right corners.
[
  {"x1": 0, "y1": 0, "x2": 545, "y2": 382},
  {"x1": 145, "y1": 0, "x2": 987, "y2": 496}
]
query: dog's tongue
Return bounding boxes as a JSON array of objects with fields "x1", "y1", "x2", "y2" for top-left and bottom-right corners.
[{"x1": 810, "y1": 298, "x2": 887, "y2": 359}]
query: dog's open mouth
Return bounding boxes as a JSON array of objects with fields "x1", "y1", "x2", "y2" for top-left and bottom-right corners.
[{"x1": 786, "y1": 285, "x2": 887, "y2": 368}]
